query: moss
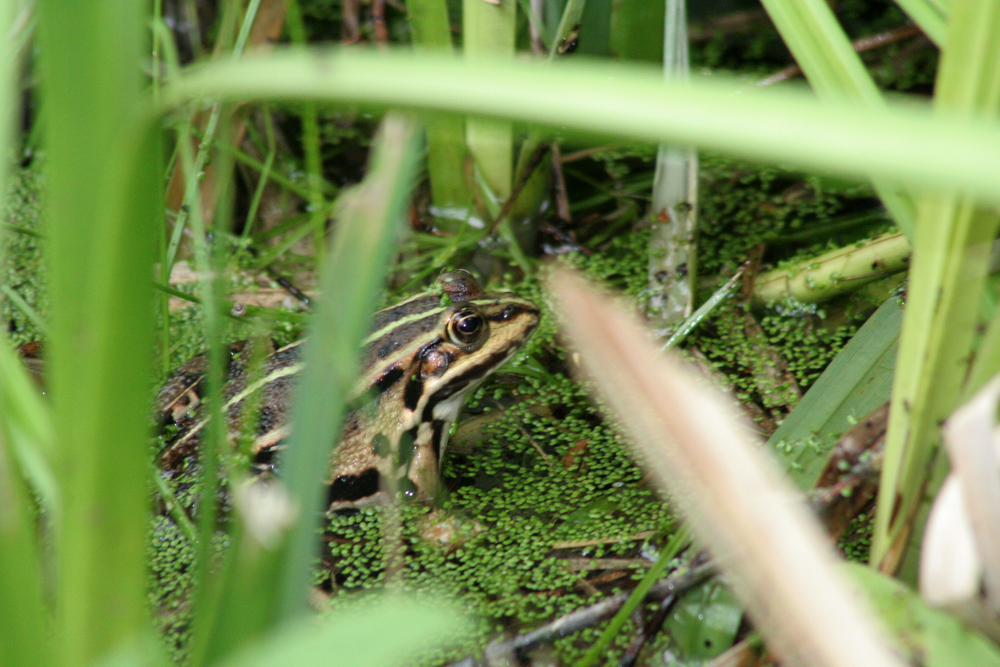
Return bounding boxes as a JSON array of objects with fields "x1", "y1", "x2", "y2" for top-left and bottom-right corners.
[
  {"x1": 687, "y1": 299, "x2": 859, "y2": 428},
  {"x1": 148, "y1": 472, "x2": 239, "y2": 663},
  {"x1": 148, "y1": 516, "x2": 197, "y2": 663},
  {"x1": 564, "y1": 226, "x2": 653, "y2": 302},
  {"x1": 839, "y1": 512, "x2": 874, "y2": 563},
  {"x1": 697, "y1": 155, "x2": 884, "y2": 276},
  {"x1": 757, "y1": 310, "x2": 857, "y2": 389}
]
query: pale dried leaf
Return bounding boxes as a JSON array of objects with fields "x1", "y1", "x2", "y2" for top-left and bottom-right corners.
[
  {"x1": 919, "y1": 476, "x2": 988, "y2": 627},
  {"x1": 920, "y1": 374, "x2": 1000, "y2": 639}
]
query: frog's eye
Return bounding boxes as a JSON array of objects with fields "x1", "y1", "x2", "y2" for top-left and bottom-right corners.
[{"x1": 448, "y1": 308, "x2": 487, "y2": 347}]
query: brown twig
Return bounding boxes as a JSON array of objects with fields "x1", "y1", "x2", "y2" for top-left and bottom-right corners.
[
  {"x1": 341, "y1": 0, "x2": 361, "y2": 42},
  {"x1": 559, "y1": 145, "x2": 618, "y2": 164},
  {"x1": 564, "y1": 558, "x2": 653, "y2": 571},
  {"x1": 551, "y1": 143, "x2": 572, "y2": 223},
  {"x1": 758, "y1": 24, "x2": 923, "y2": 86},
  {"x1": 688, "y1": 9, "x2": 770, "y2": 42}
]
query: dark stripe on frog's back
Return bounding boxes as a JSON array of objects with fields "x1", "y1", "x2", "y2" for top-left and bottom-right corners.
[
  {"x1": 157, "y1": 340, "x2": 257, "y2": 421},
  {"x1": 221, "y1": 344, "x2": 302, "y2": 399},
  {"x1": 362, "y1": 310, "x2": 444, "y2": 368},
  {"x1": 222, "y1": 344, "x2": 302, "y2": 431}
]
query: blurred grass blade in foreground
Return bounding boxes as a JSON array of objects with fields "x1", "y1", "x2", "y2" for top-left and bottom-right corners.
[
  {"x1": 164, "y1": 50, "x2": 1000, "y2": 208},
  {"x1": 37, "y1": 0, "x2": 161, "y2": 663},
  {"x1": 275, "y1": 115, "x2": 422, "y2": 622},
  {"x1": 215, "y1": 597, "x2": 466, "y2": 667},
  {"x1": 548, "y1": 269, "x2": 904, "y2": 667}
]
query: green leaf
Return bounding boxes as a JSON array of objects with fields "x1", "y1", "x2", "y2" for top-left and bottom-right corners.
[
  {"x1": 548, "y1": 0, "x2": 588, "y2": 59},
  {"x1": 0, "y1": 407, "x2": 53, "y2": 667},
  {"x1": 894, "y1": 0, "x2": 948, "y2": 46},
  {"x1": 768, "y1": 295, "x2": 901, "y2": 489},
  {"x1": 609, "y1": 0, "x2": 664, "y2": 63},
  {"x1": 670, "y1": 581, "x2": 742, "y2": 660},
  {"x1": 846, "y1": 563, "x2": 1000, "y2": 666}
]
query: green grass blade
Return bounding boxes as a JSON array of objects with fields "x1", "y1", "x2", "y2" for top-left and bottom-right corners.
[
  {"x1": 0, "y1": 0, "x2": 16, "y2": 220},
  {"x1": 164, "y1": 50, "x2": 1000, "y2": 208},
  {"x1": 577, "y1": 0, "x2": 611, "y2": 56},
  {"x1": 661, "y1": 270, "x2": 742, "y2": 350},
  {"x1": 408, "y1": 0, "x2": 472, "y2": 217},
  {"x1": 966, "y1": 293, "x2": 1000, "y2": 396},
  {"x1": 609, "y1": 0, "x2": 664, "y2": 62},
  {"x1": 285, "y1": 1, "x2": 327, "y2": 265},
  {"x1": 894, "y1": 0, "x2": 947, "y2": 46},
  {"x1": 0, "y1": 0, "x2": 54, "y2": 536},
  {"x1": 409, "y1": 0, "x2": 454, "y2": 48},
  {"x1": 423, "y1": 115, "x2": 472, "y2": 220},
  {"x1": 0, "y1": 344, "x2": 59, "y2": 521},
  {"x1": 36, "y1": 1, "x2": 159, "y2": 663},
  {"x1": 1, "y1": 284, "x2": 48, "y2": 336},
  {"x1": 275, "y1": 115, "x2": 422, "y2": 622},
  {"x1": 574, "y1": 526, "x2": 691, "y2": 667},
  {"x1": 177, "y1": 117, "x2": 231, "y2": 667},
  {"x1": 190, "y1": 483, "x2": 296, "y2": 666},
  {"x1": 0, "y1": 350, "x2": 53, "y2": 667},
  {"x1": 846, "y1": 563, "x2": 1000, "y2": 665},
  {"x1": 767, "y1": 296, "x2": 901, "y2": 489},
  {"x1": 464, "y1": 0, "x2": 515, "y2": 209},
  {"x1": 760, "y1": 0, "x2": 883, "y2": 103},
  {"x1": 872, "y1": 0, "x2": 1000, "y2": 572},
  {"x1": 758, "y1": 0, "x2": 916, "y2": 237}
]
